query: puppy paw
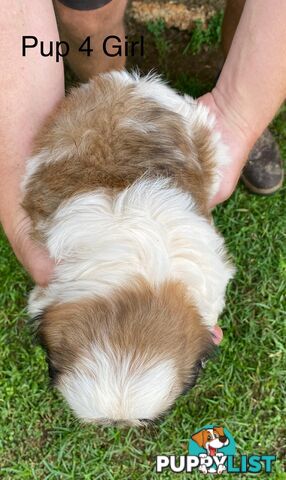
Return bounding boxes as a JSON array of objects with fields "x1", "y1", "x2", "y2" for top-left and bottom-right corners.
[
  {"x1": 217, "y1": 464, "x2": 226, "y2": 474},
  {"x1": 199, "y1": 465, "x2": 208, "y2": 474}
]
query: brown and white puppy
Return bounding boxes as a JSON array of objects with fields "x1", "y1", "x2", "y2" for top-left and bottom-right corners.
[{"x1": 22, "y1": 71, "x2": 234, "y2": 425}]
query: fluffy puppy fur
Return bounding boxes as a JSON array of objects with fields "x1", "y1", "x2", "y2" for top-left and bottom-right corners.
[{"x1": 22, "y1": 71, "x2": 234, "y2": 425}]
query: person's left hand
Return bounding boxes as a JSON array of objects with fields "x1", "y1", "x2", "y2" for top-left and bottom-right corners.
[{"x1": 2, "y1": 204, "x2": 54, "y2": 287}]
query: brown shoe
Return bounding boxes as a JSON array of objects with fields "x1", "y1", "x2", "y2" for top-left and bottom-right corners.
[{"x1": 241, "y1": 129, "x2": 284, "y2": 195}]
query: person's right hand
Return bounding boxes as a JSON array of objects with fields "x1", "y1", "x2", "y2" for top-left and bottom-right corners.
[{"x1": 198, "y1": 90, "x2": 256, "y2": 208}]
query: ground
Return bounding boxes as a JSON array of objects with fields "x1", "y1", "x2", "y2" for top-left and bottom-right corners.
[
  {"x1": 125, "y1": 0, "x2": 225, "y2": 89},
  {"x1": 0, "y1": 1, "x2": 286, "y2": 478}
]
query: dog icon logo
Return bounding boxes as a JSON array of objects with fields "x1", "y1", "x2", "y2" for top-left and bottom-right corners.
[
  {"x1": 189, "y1": 424, "x2": 236, "y2": 474},
  {"x1": 156, "y1": 425, "x2": 276, "y2": 474}
]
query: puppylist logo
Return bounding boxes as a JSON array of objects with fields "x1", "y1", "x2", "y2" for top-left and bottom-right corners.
[{"x1": 156, "y1": 424, "x2": 276, "y2": 475}]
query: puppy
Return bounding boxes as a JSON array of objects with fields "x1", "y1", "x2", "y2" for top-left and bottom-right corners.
[{"x1": 22, "y1": 71, "x2": 234, "y2": 425}]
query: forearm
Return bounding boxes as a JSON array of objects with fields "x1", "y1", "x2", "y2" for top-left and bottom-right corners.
[
  {"x1": 0, "y1": 0, "x2": 64, "y2": 284},
  {"x1": 0, "y1": 0, "x2": 64, "y2": 232},
  {"x1": 214, "y1": 0, "x2": 286, "y2": 147}
]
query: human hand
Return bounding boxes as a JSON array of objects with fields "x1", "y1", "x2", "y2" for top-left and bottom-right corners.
[
  {"x1": 1, "y1": 205, "x2": 54, "y2": 287},
  {"x1": 198, "y1": 90, "x2": 256, "y2": 208}
]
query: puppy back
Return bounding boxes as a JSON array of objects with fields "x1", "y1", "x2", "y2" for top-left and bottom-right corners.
[{"x1": 22, "y1": 72, "x2": 218, "y2": 231}]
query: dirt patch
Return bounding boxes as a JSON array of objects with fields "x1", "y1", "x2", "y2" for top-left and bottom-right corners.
[
  {"x1": 130, "y1": 0, "x2": 225, "y2": 10},
  {"x1": 66, "y1": 0, "x2": 225, "y2": 93},
  {"x1": 129, "y1": 0, "x2": 225, "y2": 30},
  {"x1": 130, "y1": 2, "x2": 217, "y2": 30},
  {"x1": 125, "y1": 15, "x2": 224, "y2": 89},
  {"x1": 125, "y1": 0, "x2": 225, "y2": 89}
]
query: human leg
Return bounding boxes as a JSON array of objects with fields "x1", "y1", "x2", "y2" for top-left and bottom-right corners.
[{"x1": 53, "y1": 0, "x2": 128, "y2": 81}]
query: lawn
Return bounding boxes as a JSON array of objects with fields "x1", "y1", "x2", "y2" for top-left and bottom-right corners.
[{"x1": 1, "y1": 13, "x2": 286, "y2": 480}]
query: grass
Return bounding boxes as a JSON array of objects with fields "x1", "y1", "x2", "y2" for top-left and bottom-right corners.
[
  {"x1": 146, "y1": 19, "x2": 170, "y2": 71},
  {"x1": 183, "y1": 11, "x2": 224, "y2": 55},
  {"x1": 1, "y1": 16, "x2": 286, "y2": 480},
  {"x1": 147, "y1": 11, "x2": 223, "y2": 61}
]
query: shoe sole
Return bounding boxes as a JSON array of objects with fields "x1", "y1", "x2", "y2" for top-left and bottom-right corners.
[{"x1": 241, "y1": 172, "x2": 284, "y2": 195}]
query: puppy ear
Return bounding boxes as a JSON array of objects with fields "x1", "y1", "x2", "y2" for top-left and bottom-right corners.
[
  {"x1": 35, "y1": 302, "x2": 93, "y2": 377},
  {"x1": 30, "y1": 310, "x2": 62, "y2": 384},
  {"x1": 34, "y1": 303, "x2": 80, "y2": 381},
  {"x1": 36, "y1": 303, "x2": 71, "y2": 350},
  {"x1": 214, "y1": 426, "x2": 225, "y2": 437},
  {"x1": 191, "y1": 429, "x2": 207, "y2": 447}
]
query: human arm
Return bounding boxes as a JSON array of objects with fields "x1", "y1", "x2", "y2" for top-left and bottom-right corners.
[
  {"x1": 0, "y1": 0, "x2": 64, "y2": 285},
  {"x1": 199, "y1": 0, "x2": 286, "y2": 206}
]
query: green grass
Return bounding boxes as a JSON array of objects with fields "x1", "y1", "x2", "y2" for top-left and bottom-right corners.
[
  {"x1": 183, "y1": 11, "x2": 224, "y2": 55},
  {"x1": 174, "y1": 75, "x2": 213, "y2": 99},
  {"x1": 146, "y1": 19, "x2": 170, "y2": 71},
  {"x1": 147, "y1": 11, "x2": 223, "y2": 60},
  {"x1": 1, "y1": 23, "x2": 286, "y2": 480}
]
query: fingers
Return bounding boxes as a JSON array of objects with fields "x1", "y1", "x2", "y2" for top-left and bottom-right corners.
[
  {"x1": 210, "y1": 325, "x2": 223, "y2": 345},
  {"x1": 209, "y1": 167, "x2": 240, "y2": 208},
  {"x1": 4, "y1": 211, "x2": 54, "y2": 287},
  {"x1": 15, "y1": 234, "x2": 54, "y2": 287}
]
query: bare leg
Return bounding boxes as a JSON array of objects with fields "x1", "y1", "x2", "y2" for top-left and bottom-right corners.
[
  {"x1": 53, "y1": 0, "x2": 128, "y2": 81},
  {"x1": 0, "y1": 0, "x2": 64, "y2": 285}
]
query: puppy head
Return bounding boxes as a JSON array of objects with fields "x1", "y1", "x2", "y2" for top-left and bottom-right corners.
[
  {"x1": 192, "y1": 426, "x2": 229, "y2": 450},
  {"x1": 36, "y1": 279, "x2": 215, "y2": 426}
]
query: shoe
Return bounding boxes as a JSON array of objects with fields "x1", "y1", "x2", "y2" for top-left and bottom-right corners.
[{"x1": 241, "y1": 129, "x2": 284, "y2": 195}]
